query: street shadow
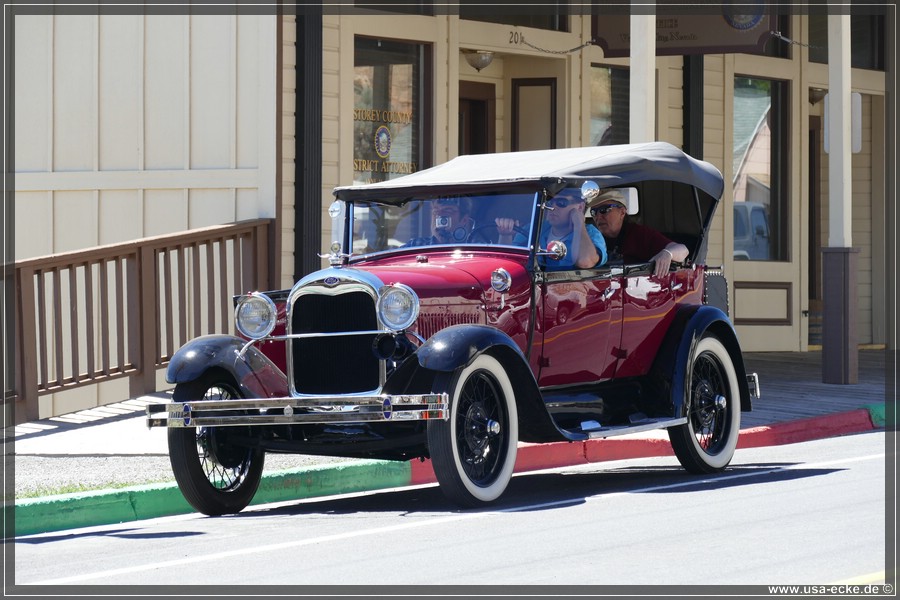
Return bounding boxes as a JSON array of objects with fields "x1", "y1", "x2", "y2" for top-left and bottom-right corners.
[
  {"x1": 232, "y1": 460, "x2": 844, "y2": 519},
  {"x1": 15, "y1": 526, "x2": 202, "y2": 545},
  {"x1": 13, "y1": 461, "x2": 846, "y2": 543}
]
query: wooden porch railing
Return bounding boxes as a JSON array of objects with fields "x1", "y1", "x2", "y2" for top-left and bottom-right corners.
[{"x1": 8, "y1": 219, "x2": 273, "y2": 424}]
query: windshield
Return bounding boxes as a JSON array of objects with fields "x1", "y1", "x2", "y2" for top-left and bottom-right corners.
[{"x1": 342, "y1": 192, "x2": 539, "y2": 257}]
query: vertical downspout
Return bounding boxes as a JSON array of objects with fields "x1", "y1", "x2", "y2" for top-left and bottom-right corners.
[{"x1": 294, "y1": 8, "x2": 324, "y2": 280}]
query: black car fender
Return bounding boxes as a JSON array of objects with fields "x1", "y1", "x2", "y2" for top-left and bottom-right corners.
[
  {"x1": 415, "y1": 324, "x2": 525, "y2": 372},
  {"x1": 166, "y1": 334, "x2": 289, "y2": 399},
  {"x1": 411, "y1": 324, "x2": 563, "y2": 442},
  {"x1": 652, "y1": 305, "x2": 753, "y2": 418}
]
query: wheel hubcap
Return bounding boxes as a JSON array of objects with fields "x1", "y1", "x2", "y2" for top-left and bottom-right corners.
[
  {"x1": 455, "y1": 369, "x2": 508, "y2": 486},
  {"x1": 463, "y1": 404, "x2": 499, "y2": 457},
  {"x1": 691, "y1": 353, "x2": 729, "y2": 453},
  {"x1": 194, "y1": 384, "x2": 253, "y2": 491}
]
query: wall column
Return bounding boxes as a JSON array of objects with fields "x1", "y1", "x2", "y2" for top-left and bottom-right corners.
[
  {"x1": 629, "y1": 10, "x2": 656, "y2": 143},
  {"x1": 822, "y1": 14, "x2": 857, "y2": 383}
]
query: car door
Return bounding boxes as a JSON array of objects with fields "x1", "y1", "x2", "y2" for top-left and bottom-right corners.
[
  {"x1": 536, "y1": 268, "x2": 619, "y2": 387},
  {"x1": 611, "y1": 263, "x2": 696, "y2": 379}
]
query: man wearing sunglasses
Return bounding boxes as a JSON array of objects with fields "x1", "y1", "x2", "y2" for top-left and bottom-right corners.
[
  {"x1": 589, "y1": 189, "x2": 688, "y2": 277},
  {"x1": 497, "y1": 190, "x2": 606, "y2": 271}
]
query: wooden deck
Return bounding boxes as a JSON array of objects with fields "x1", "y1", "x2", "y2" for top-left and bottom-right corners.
[{"x1": 740, "y1": 350, "x2": 889, "y2": 427}]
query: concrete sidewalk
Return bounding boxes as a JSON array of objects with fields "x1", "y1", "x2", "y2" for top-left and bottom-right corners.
[{"x1": 8, "y1": 351, "x2": 889, "y2": 537}]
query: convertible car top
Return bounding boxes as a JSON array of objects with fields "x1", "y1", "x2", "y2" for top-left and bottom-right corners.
[{"x1": 334, "y1": 141, "x2": 725, "y2": 202}]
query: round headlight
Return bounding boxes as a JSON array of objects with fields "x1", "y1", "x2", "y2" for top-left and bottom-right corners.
[
  {"x1": 491, "y1": 268, "x2": 512, "y2": 293},
  {"x1": 376, "y1": 284, "x2": 419, "y2": 332},
  {"x1": 234, "y1": 293, "x2": 277, "y2": 340}
]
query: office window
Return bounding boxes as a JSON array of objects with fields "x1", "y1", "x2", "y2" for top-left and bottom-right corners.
[
  {"x1": 808, "y1": 14, "x2": 885, "y2": 70},
  {"x1": 590, "y1": 65, "x2": 629, "y2": 146},
  {"x1": 460, "y1": 6, "x2": 567, "y2": 31},
  {"x1": 354, "y1": 37, "x2": 431, "y2": 185},
  {"x1": 732, "y1": 77, "x2": 789, "y2": 261},
  {"x1": 352, "y1": 2, "x2": 433, "y2": 16}
]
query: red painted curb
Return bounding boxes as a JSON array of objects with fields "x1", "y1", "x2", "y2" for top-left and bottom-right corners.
[
  {"x1": 409, "y1": 458, "x2": 437, "y2": 486},
  {"x1": 409, "y1": 441, "x2": 590, "y2": 485},
  {"x1": 736, "y1": 409, "x2": 874, "y2": 449},
  {"x1": 515, "y1": 441, "x2": 588, "y2": 472},
  {"x1": 408, "y1": 408, "x2": 875, "y2": 487},
  {"x1": 584, "y1": 436, "x2": 674, "y2": 462}
]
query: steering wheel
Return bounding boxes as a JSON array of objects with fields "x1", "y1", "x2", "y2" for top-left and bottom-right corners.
[{"x1": 467, "y1": 223, "x2": 528, "y2": 244}]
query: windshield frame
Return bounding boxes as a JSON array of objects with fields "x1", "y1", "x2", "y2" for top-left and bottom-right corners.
[{"x1": 337, "y1": 189, "x2": 543, "y2": 261}]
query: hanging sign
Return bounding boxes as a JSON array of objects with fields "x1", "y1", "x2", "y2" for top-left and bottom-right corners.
[{"x1": 594, "y1": 12, "x2": 772, "y2": 57}]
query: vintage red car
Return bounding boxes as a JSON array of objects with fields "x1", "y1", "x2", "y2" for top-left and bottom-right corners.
[{"x1": 148, "y1": 142, "x2": 760, "y2": 516}]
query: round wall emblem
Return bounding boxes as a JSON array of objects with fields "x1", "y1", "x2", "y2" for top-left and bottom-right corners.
[
  {"x1": 374, "y1": 125, "x2": 392, "y2": 158},
  {"x1": 723, "y1": 11, "x2": 763, "y2": 31}
]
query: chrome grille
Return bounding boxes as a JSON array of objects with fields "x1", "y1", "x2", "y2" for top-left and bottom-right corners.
[{"x1": 415, "y1": 311, "x2": 482, "y2": 340}]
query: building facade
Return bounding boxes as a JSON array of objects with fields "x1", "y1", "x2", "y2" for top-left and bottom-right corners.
[
  {"x1": 10, "y1": 7, "x2": 892, "y2": 416},
  {"x1": 307, "y1": 9, "x2": 890, "y2": 355}
]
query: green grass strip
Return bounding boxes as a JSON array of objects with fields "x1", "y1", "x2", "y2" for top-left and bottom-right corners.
[
  {"x1": 14, "y1": 460, "x2": 411, "y2": 537},
  {"x1": 864, "y1": 403, "x2": 886, "y2": 428}
]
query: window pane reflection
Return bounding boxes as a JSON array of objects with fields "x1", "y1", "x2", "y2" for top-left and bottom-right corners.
[
  {"x1": 590, "y1": 65, "x2": 629, "y2": 146},
  {"x1": 733, "y1": 76, "x2": 788, "y2": 261},
  {"x1": 354, "y1": 37, "x2": 428, "y2": 185}
]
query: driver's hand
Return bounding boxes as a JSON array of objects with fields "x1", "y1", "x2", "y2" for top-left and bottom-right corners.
[{"x1": 495, "y1": 217, "x2": 519, "y2": 237}]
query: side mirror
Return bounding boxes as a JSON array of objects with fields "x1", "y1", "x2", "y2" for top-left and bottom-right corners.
[
  {"x1": 580, "y1": 181, "x2": 600, "y2": 203},
  {"x1": 537, "y1": 240, "x2": 568, "y2": 261}
]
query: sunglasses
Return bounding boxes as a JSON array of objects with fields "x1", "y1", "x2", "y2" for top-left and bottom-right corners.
[
  {"x1": 590, "y1": 204, "x2": 623, "y2": 216},
  {"x1": 547, "y1": 197, "x2": 577, "y2": 209}
]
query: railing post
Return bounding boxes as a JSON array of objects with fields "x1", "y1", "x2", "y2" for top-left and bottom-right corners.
[
  {"x1": 130, "y1": 244, "x2": 158, "y2": 398},
  {"x1": 256, "y1": 222, "x2": 269, "y2": 290},
  {"x1": 13, "y1": 219, "x2": 273, "y2": 416},
  {"x1": 17, "y1": 266, "x2": 39, "y2": 423}
]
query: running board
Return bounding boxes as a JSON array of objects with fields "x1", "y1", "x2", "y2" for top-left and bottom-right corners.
[{"x1": 562, "y1": 416, "x2": 687, "y2": 440}]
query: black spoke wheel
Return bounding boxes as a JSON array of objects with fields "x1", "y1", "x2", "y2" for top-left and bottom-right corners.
[
  {"x1": 428, "y1": 354, "x2": 518, "y2": 508},
  {"x1": 668, "y1": 336, "x2": 741, "y2": 474},
  {"x1": 168, "y1": 372, "x2": 265, "y2": 516}
]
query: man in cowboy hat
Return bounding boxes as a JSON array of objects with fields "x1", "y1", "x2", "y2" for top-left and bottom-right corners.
[{"x1": 589, "y1": 189, "x2": 688, "y2": 277}]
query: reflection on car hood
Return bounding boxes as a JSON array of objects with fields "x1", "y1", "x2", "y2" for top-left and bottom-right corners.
[{"x1": 352, "y1": 251, "x2": 529, "y2": 303}]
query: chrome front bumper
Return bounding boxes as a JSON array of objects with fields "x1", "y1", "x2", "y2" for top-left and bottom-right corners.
[{"x1": 146, "y1": 393, "x2": 449, "y2": 428}]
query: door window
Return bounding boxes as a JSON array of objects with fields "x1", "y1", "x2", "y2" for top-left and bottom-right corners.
[
  {"x1": 732, "y1": 76, "x2": 789, "y2": 261},
  {"x1": 353, "y1": 37, "x2": 431, "y2": 185}
]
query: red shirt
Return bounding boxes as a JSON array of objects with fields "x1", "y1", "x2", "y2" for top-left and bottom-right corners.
[{"x1": 604, "y1": 221, "x2": 673, "y2": 263}]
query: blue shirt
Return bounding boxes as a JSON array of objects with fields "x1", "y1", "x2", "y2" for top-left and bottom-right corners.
[{"x1": 537, "y1": 223, "x2": 607, "y2": 270}]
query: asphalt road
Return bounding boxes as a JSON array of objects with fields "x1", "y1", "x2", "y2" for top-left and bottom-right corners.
[{"x1": 13, "y1": 431, "x2": 890, "y2": 592}]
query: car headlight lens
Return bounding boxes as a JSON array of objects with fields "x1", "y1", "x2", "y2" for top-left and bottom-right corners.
[
  {"x1": 377, "y1": 284, "x2": 419, "y2": 332},
  {"x1": 234, "y1": 293, "x2": 277, "y2": 340}
]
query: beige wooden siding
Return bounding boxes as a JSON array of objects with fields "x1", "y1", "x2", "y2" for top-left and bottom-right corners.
[
  {"x1": 703, "y1": 55, "x2": 726, "y2": 268},
  {"x1": 281, "y1": 15, "x2": 297, "y2": 289},
  {"x1": 14, "y1": 13, "x2": 280, "y2": 413},
  {"x1": 661, "y1": 57, "x2": 684, "y2": 147},
  {"x1": 322, "y1": 16, "x2": 341, "y2": 263},
  {"x1": 14, "y1": 13, "x2": 278, "y2": 259}
]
